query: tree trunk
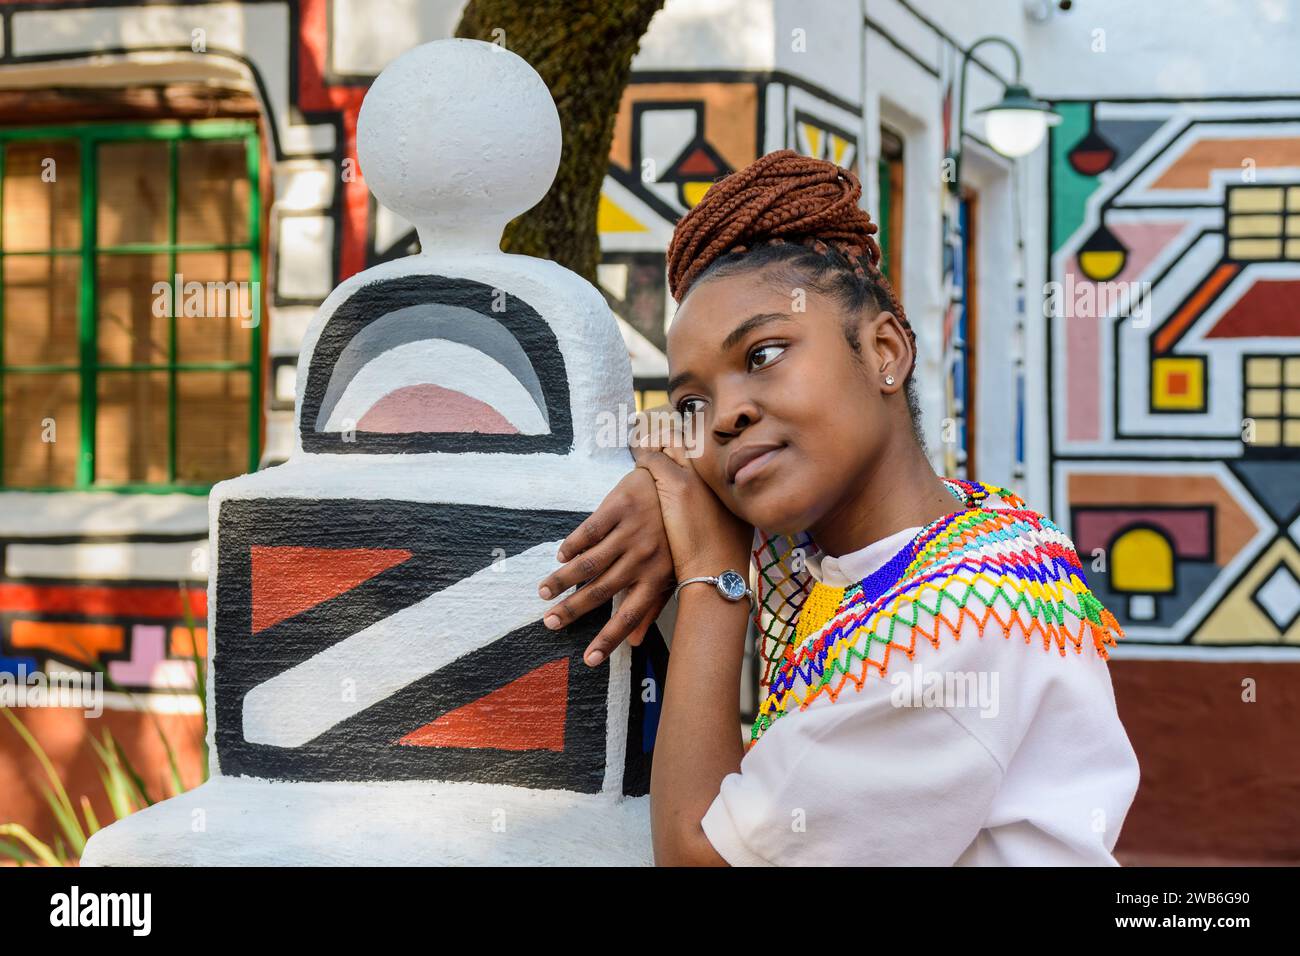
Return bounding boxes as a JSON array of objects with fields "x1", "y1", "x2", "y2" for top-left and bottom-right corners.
[{"x1": 455, "y1": 0, "x2": 665, "y2": 283}]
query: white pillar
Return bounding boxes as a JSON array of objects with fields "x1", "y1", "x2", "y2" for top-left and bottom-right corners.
[{"x1": 82, "y1": 38, "x2": 661, "y2": 866}]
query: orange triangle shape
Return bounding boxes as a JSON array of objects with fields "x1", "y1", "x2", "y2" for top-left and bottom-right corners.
[
  {"x1": 678, "y1": 145, "x2": 720, "y2": 177},
  {"x1": 250, "y1": 546, "x2": 412, "y2": 634},
  {"x1": 397, "y1": 658, "x2": 569, "y2": 751}
]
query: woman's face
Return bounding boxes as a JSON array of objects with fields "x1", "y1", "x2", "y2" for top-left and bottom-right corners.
[{"x1": 665, "y1": 265, "x2": 914, "y2": 537}]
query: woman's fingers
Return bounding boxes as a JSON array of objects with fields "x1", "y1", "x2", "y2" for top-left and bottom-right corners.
[
  {"x1": 541, "y1": 540, "x2": 661, "y2": 632},
  {"x1": 533, "y1": 438, "x2": 679, "y2": 655},
  {"x1": 581, "y1": 581, "x2": 669, "y2": 667},
  {"x1": 624, "y1": 608, "x2": 656, "y2": 647},
  {"x1": 630, "y1": 404, "x2": 675, "y2": 446},
  {"x1": 634, "y1": 446, "x2": 689, "y2": 489},
  {"x1": 538, "y1": 546, "x2": 644, "y2": 634},
  {"x1": 538, "y1": 532, "x2": 618, "y2": 603},
  {"x1": 553, "y1": 509, "x2": 616, "y2": 565}
]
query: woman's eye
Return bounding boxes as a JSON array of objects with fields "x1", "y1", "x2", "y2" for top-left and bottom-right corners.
[
  {"x1": 748, "y1": 343, "x2": 786, "y2": 370},
  {"x1": 676, "y1": 397, "x2": 704, "y2": 417}
]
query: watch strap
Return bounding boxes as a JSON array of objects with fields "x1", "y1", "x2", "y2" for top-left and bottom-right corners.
[{"x1": 674, "y1": 572, "x2": 756, "y2": 611}]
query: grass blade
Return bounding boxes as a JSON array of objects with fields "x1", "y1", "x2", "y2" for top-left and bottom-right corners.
[
  {"x1": 0, "y1": 824, "x2": 59, "y2": 867},
  {"x1": 80, "y1": 795, "x2": 101, "y2": 836},
  {"x1": 38, "y1": 783, "x2": 86, "y2": 855},
  {"x1": 1, "y1": 709, "x2": 83, "y2": 846}
]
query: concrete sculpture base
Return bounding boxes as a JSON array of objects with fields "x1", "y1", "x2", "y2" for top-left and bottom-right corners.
[{"x1": 80, "y1": 778, "x2": 651, "y2": 866}]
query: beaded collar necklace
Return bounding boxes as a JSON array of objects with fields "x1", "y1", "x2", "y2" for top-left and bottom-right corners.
[{"x1": 791, "y1": 477, "x2": 1015, "y2": 646}]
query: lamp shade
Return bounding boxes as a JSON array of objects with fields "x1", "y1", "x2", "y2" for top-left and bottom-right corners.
[{"x1": 977, "y1": 84, "x2": 1062, "y2": 157}]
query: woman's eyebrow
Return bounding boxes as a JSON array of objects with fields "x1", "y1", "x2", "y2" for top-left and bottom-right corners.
[
  {"x1": 666, "y1": 369, "x2": 694, "y2": 395},
  {"x1": 721, "y1": 311, "x2": 795, "y2": 351},
  {"x1": 668, "y1": 312, "x2": 796, "y2": 394}
]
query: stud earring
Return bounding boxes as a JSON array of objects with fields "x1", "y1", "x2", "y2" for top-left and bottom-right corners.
[{"x1": 885, "y1": 374, "x2": 895, "y2": 386}]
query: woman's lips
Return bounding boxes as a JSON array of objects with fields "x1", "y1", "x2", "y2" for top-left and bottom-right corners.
[{"x1": 733, "y1": 446, "x2": 784, "y2": 487}]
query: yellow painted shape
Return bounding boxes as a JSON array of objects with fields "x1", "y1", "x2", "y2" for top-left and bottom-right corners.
[
  {"x1": 800, "y1": 122, "x2": 823, "y2": 160},
  {"x1": 1111, "y1": 527, "x2": 1174, "y2": 593},
  {"x1": 597, "y1": 193, "x2": 648, "y2": 234},
  {"x1": 1228, "y1": 213, "x2": 1283, "y2": 238},
  {"x1": 1247, "y1": 388, "x2": 1282, "y2": 417},
  {"x1": 1229, "y1": 187, "x2": 1284, "y2": 212},
  {"x1": 1229, "y1": 238, "x2": 1282, "y2": 259},
  {"x1": 829, "y1": 134, "x2": 853, "y2": 167},
  {"x1": 1247, "y1": 356, "x2": 1282, "y2": 386},
  {"x1": 1152, "y1": 356, "x2": 1205, "y2": 410},
  {"x1": 1079, "y1": 249, "x2": 1126, "y2": 281},
  {"x1": 1252, "y1": 419, "x2": 1282, "y2": 445},
  {"x1": 682, "y1": 181, "x2": 712, "y2": 208},
  {"x1": 1193, "y1": 538, "x2": 1300, "y2": 645}
]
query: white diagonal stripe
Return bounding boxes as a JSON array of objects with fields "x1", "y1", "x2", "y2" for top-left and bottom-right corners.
[{"x1": 242, "y1": 540, "x2": 563, "y2": 748}]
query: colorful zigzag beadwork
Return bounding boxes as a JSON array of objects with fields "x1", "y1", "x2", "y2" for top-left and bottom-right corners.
[{"x1": 748, "y1": 478, "x2": 1126, "y2": 745}]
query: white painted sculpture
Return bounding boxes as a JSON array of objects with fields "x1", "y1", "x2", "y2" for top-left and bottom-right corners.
[{"x1": 82, "y1": 38, "x2": 665, "y2": 866}]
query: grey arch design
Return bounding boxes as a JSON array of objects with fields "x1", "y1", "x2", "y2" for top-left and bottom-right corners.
[
  {"x1": 313, "y1": 302, "x2": 550, "y2": 431},
  {"x1": 299, "y1": 274, "x2": 572, "y2": 454}
]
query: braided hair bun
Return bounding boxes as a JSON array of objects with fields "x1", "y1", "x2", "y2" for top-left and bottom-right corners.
[{"x1": 664, "y1": 149, "x2": 913, "y2": 358}]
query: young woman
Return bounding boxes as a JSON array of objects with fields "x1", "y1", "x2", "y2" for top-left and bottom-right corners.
[{"x1": 536, "y1": 149, "x2": 1140, "y2": 866}]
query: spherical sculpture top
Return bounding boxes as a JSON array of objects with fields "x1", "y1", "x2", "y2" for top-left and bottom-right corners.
[{"x1": 357, "y1": 39, "x2": 562, "y2": 251}]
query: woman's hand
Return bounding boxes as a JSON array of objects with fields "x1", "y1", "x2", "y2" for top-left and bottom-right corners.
[
  {"x1": 537, "y1": 462, "x2": 676, "y2": 668},
  {"x1": 630, "y1": 415, "x2": 753, "y2": 582}
]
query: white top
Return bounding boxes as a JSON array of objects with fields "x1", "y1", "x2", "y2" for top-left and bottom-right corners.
[{"x1": 701, "y1": 525, "x2": 1141, "y2": 866}]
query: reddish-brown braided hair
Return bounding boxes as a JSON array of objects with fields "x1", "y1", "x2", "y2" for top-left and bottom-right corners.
[{"x1": 665, "y1": 148, "x2": 913, "y2": 358}]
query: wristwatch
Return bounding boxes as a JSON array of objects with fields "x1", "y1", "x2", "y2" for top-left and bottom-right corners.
[{"x1": 674, "y1": 569, "x2": 756, "y2": 611}]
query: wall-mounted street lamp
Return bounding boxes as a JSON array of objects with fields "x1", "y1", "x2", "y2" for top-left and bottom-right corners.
[{"x1": 949, "y1": 35, "x2": 1061, "y2": 192}]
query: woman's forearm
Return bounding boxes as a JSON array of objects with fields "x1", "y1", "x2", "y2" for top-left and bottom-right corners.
[{"x1": 650, "y1": 573, "x2": 751, "y2": 866}]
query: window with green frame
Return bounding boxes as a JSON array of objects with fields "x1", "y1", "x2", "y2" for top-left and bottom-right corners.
[{"x1": 0, "y1": 120, "x2": 262, "y2": 492}]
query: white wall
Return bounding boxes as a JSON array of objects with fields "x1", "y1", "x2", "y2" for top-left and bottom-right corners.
[
  {"x1": 1026, "y1": 0, "x2": 1300, "y2": 99},
  {"x1": 634, "y1": 0, "x2": 777, "y2": 70}
]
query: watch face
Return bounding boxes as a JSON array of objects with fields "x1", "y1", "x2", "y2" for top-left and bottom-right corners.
[{"x1": 716, "y1": 570, "x2": 748, "y2": 601}]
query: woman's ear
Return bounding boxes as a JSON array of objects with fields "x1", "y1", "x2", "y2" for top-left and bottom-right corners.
[{"x1": 867, "y1": 310, "x2": 912, "y2": 392}]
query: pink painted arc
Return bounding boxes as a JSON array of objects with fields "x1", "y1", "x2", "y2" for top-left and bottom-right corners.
[{"x1": 356, "y1": 383, "x2": 519, "y2": 434}]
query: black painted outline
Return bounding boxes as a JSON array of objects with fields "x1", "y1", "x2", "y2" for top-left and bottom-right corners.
[
  {"x1": 299, "y1": 274, "x2": 572, "y2": 454},
  {"x1": 790, "y1": 108, "x2": 860, "y2": 168},
  {"x1": 1046, "y1": 98, "x2": 1300, "y2": 505},
  {"x1": 1146, "y1": 352, "x2": 1210, "y2": 417},
  {"x1": 1072, "y1": 503, "x2": 1217, "y2": 564},
  {"x1": 213, "y1": 498, "x2": 644, "y2": 790},
  {"x1": 1240, "y1": 351, "x2": 1300, "y2": 460},
  {"x1": 1248, "y1": 558, "x2": 1300, "y2": 634}
]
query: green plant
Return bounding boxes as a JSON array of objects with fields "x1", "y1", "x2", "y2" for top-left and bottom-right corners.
[{"x1": 0, "y1": 710, "x2": 149, "y2": 865}]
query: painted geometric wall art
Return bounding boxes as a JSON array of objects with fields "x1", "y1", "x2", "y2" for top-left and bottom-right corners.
[
  {"x1": 299, "y1": 274, "x2": 572, "y2": 454},
  {"x1": 599, "y1": 73, "x2": 861, "y2": 397},
  {"x1": 0, "y1": 550, "x2": 207, "y2": 694},
  {"x1": 1049, "y1": 97, "x2": 1300, "y2": 648},
  {"x1": 214, "y1": 497, "x2": 663, "y2": 794}
]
